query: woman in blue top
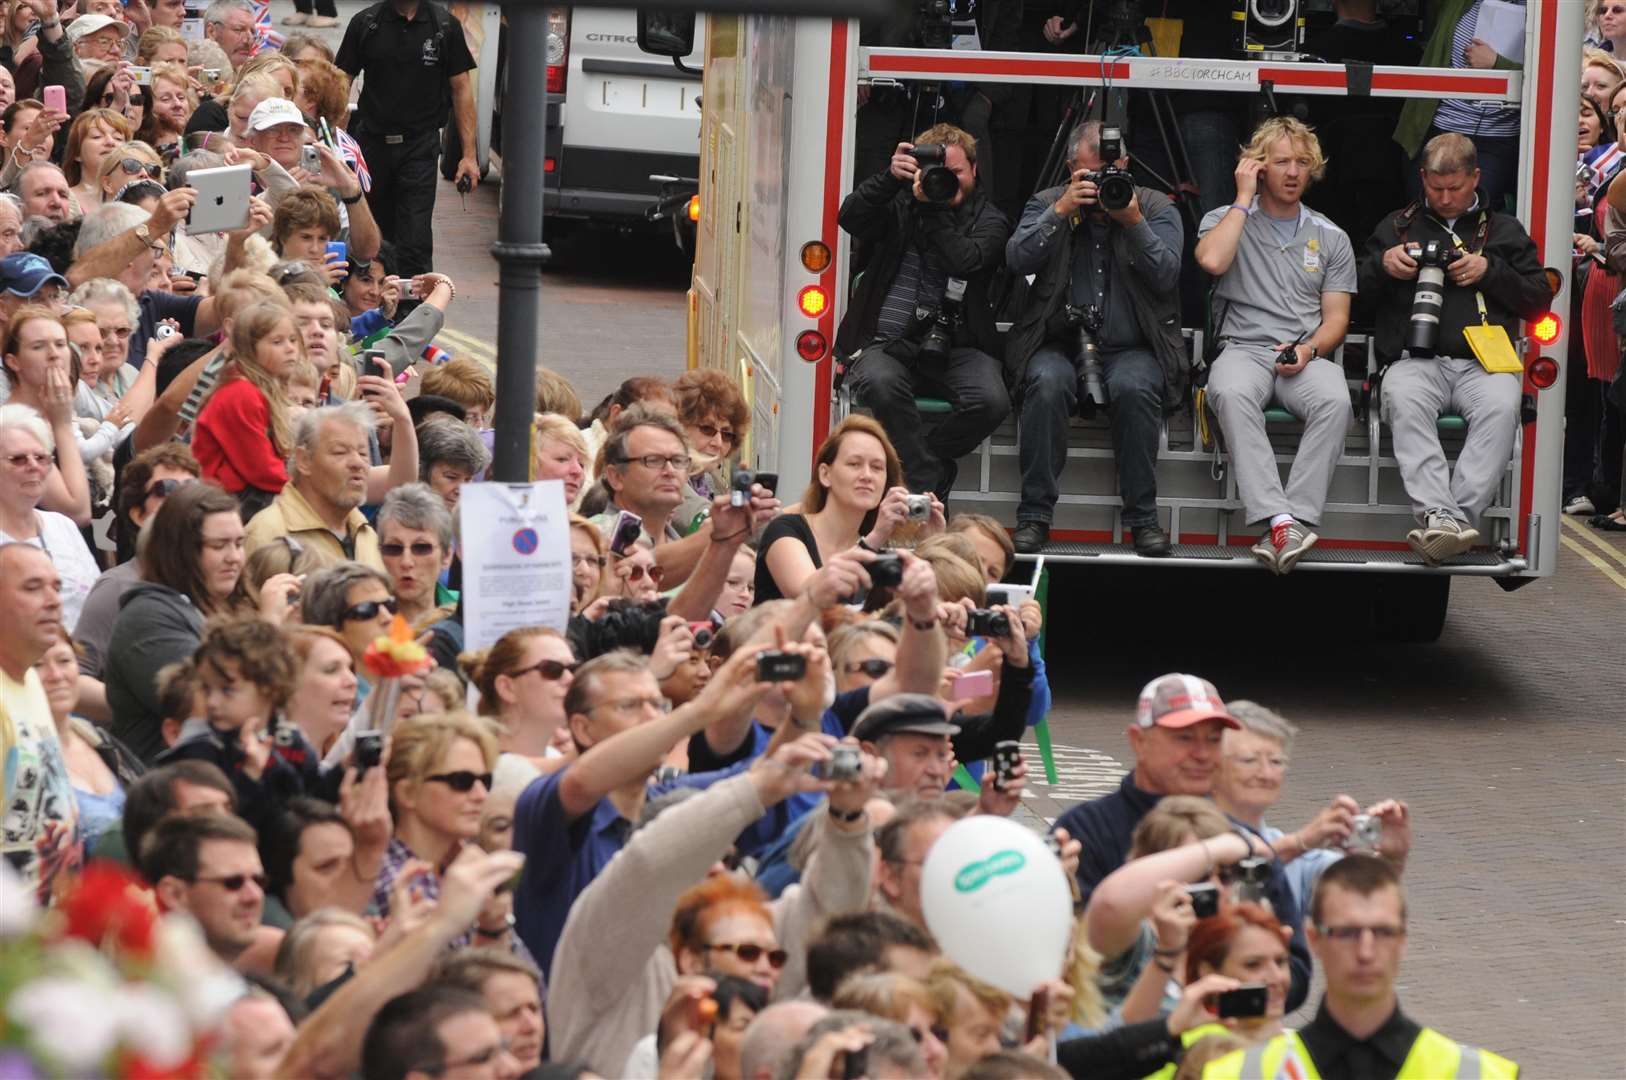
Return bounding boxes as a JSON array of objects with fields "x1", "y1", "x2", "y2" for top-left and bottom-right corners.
[{"x1": 34, "y1": 622, "x2": 143, "y2": 851}]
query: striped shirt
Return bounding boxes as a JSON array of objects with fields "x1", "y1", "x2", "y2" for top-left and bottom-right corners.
[
  {"x1": 1433, "y1": 0, "x2": 1523, "y2": 140},
  {"x1": 872, "y1": 245, "x2": 947, "y2": 344}
]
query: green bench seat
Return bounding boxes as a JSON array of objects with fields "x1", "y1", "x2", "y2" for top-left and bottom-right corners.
[
  {"x1": 916, "y1": 397, "x2": 953, "y2": 414},
  {"x1": 1261, "y1": 406, "x2": 1468, "y2": 431}
]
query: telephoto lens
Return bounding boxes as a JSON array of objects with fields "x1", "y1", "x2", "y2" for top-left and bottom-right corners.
[
  {"x1": 908, "y1": 144, "x2": 960, "y2": 202},
  {"x1": 1405, "y1": 241, "x2": 1459, "y2": 358}
]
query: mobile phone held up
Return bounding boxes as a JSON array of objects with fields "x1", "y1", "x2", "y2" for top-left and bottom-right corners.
[
  {"x1": 608, "y1": 510, "x2": 643, "y2": 557},
  {"x1": 1214, "y1": 984, "x2": 1269, "y2": 1019}
]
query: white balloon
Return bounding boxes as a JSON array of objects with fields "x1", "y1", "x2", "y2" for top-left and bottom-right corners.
[{"x1": 920, "y1": 814, "x2": 1074, "y2": 998}]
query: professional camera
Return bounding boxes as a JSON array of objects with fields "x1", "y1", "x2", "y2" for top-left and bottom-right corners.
[
  {"x1": 966, "y1": 607, "x2": 1011, "y2": 637},
  {"x1": 1404, "y1": 239, "x2": 1462, "y2": 358},
  {"x1": 1083, "y1": 126, "x2": 1134, "y2": 212},
  {"x1": 1234, "y1": 0, "x2": 1303, "y2": 59},
  {"x1": 908, "y1": 143, "x2": 961, "y2": 203},
  {"x1": 1065, "y1": 303, "x2": 1110, "y2": 418},
  {"x1": 917, "y1": 276, "x2": 966, "y2": 364},
  {"x1": 916, "y1": 0, "x2": 977, "y2": 51}
]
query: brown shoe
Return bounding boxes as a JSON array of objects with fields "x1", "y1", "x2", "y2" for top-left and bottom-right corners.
[{"x1": 306, "y1": 15, "x2": 339, "y2": 27}]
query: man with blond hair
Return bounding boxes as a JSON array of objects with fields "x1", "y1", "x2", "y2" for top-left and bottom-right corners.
[{"x1": 1195, "y1": 117, "x2": 1358, "y2": 575}]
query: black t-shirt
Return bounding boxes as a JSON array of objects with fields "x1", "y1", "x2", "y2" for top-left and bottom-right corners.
[
  {"x1": 131, "y1": 292, "x2": 203, "y2": 367},
  {"x1": 336, "y1": 0, "x2": 476, "y2": 137},
  {"x1": 753, "y1": 513, "x2": 820, "y2": 604}
]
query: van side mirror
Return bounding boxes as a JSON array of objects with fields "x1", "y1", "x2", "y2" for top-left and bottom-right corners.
[{"x1": 636, "y1": 9, "x2": 695, "y2": 58}]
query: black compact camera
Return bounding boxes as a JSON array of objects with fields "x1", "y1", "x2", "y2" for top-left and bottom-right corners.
[
  {"x1": 1405, "y1": 240, "x2": 1463, "y2": 358},
  {"x1": 966, "y1": 607, "x2": 1011, "y2": 637},
  {"x1": 916, "y1": 276, "x2": 967, "y2": 364},
  {"x1": 1215, "y1": 984, "x2": 1270, "y2": 1019},
  {"x1": 1064, "y1": 303, "x2": 1109, "y2": 417},
  {"x1": 1082, "y1": 126, "x2": 1135, "y2": 212},
  {"x1": 908, "y1": 143, "x2": 960, "y2": 203},
  {"x1": 1186, "y1": 882, "x2": 1221, "y2": 919},
  {"x1": 756, "y1": 650, "x2": 808, "y2": 682},
  {"x1": 813, "y1": 743, "x2": 863, "y2": 782},
  {"x1": 867, "y1": 552, "x2": 905, "y2": 589},
  {"x1": 354, "y1": 730, "x2": 384, "y2": 776}
]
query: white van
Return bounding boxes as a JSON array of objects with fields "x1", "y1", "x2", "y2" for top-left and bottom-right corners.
[{"x1": 543, "y1": 6, "x2": 704, "y2": 238}]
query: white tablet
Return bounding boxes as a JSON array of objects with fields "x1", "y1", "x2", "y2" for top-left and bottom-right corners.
[{"x1": 184, "y1": 163, "x2": 252, "y2": 235}]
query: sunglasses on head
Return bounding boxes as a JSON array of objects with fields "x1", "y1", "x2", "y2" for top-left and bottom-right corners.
[
  {"x1": 704, "y1": 942, "x2": 789, "y2": 968},
  {"x1": 341, "y1": 597, "x2": 398, "y2": 622},
  {"x1": 380, "y1": 540, "x2": 439, "y2": 558},
  {"x1": 514, "y1": 658, "x2": 579, "y2": 681},
  {"x1": 193, "y1": 872, "x2": 269, "y2": 892},
  {"x1": 845, "y1": 658, "x2": 894, "y2": 677},
  {"x1": 425, "y1": 770, "x2": 492, "y2": 793}
]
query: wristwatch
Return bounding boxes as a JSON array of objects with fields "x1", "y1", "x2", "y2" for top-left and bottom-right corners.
[
  {"x1": 341, "y1": 191, "x2": 364, "y2": 205},
  {"x1": 134, "y1": 222, "x2": 151, "y2": 243},
  {"x1": 1306, "y1": 344, "x2": 1320, "y2": 362}
]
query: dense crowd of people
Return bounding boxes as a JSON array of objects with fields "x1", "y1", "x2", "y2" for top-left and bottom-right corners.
[{"x1": 0, "y1": 0, "x2": 1595, "y2": 1077}]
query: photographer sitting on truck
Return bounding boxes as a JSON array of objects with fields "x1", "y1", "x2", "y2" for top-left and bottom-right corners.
[
  {"x1": 1004, "y1": 121, "x2": 1186, "y2": 557},
  {"x1": 1359, "y1": 132, "x2": 1553, "y2": 564},
  {"x1": 1195, "y1": 117, "x2": 1358, "y2": 575},
  {"x1": 839, "y1": 123, "x2": 1012, "y2": 503}
]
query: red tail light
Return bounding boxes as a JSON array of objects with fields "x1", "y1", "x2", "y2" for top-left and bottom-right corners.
[
  {"x1": 796, "y1": 285, "x2": 829, "y2": 318},
  {"x1": 546, "y1": 9, "x2": 569, "y2": 94},
  {"x1": 796, "y1": 330, "x2": 827, "y2": 361},
  {"x1": 1527, "y1": 356, "x2": 1559, "y2": 388}
]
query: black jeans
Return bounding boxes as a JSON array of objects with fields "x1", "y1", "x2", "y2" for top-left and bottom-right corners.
[
  {"x1": 850, "y1": 343, "x2": 1011, "y2": 500},
  {"x1": 353, "y1": 127, "x2": 442, "y2": 278},
  {"x1": 292, "y1": 0, "x2": 337, "y2": 15},
  {"x1": 1017, "y1": 343, "x2": 1164, "y2": 527}
]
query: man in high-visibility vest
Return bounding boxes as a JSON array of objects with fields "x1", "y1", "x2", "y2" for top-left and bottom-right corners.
[{"x1": 1203, "y1": 855, "x2": 1517, "y2": 1079}]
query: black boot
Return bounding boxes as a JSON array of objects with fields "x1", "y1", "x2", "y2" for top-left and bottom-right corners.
[
  {"x1": 1014, "y1": 521, "x2": 1049, "y2": 554},
  {"x1": 1132, "y1": 524, "x2": 1172, "y2": 557}
]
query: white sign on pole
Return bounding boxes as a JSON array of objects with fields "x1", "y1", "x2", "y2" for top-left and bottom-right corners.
[{"x1": 459, "y1": 480, "x2": 572, "y2": 651}]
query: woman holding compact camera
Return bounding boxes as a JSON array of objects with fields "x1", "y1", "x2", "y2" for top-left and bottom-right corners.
[{"x1": 754, "y1": 414, "x2": 943, "y2": 603}]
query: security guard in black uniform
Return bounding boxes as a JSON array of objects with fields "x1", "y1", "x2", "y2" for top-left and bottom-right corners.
[{"x1": 335, "y1": 0, "x2": 478, "y2": 280}]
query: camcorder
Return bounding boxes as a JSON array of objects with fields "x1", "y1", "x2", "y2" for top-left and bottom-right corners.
[
  {"x1": 915, "y1": 0, "x2": 977, "y2": 53},
  {"x1": 1405, "y1": 239, "x2": 1463, "y2": 358},
  {"x1": 908, "y1": 143, "x2": 961, "y2": 203},
  {"x1": 813, "y1": 744, "x2": 863, "y2": 782},
  {"x1": 1082, "y1": 126, "x2": 1134, "y2": 212},
  {"x1": 1065, "y1": 303, "x2": 1109, "y2": 417},
  {"x1": 1235, "y1": 0, "x2": 1303, "y2": 58},
  {"x1": 917, "y1": 277, "x2": 967, "y2": 364}
]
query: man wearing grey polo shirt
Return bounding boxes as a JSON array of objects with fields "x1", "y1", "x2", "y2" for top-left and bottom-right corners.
[{"x1": 1196, "y1": 117, "x2": 1357, "y2": 574}]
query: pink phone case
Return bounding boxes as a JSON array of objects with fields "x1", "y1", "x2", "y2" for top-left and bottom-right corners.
[
  {"x1": 953, "y1": 670, "x2": 993, "y2": 700},
  {"x1": 42, "y1": 86, "x2": 66, "y2": 113}
]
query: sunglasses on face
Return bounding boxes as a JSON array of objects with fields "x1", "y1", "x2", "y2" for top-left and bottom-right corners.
[
  {"x1": 144, "y1": 477, "x2": 188, "y2": 500},
  {"x1": 704, "y1": 942, "x2": 789, "y2": 968},
  {"x1": 115, "y1": 158, "x2": 161, "y2": 178},
  {"x1": 425, "y1": 770, "x2": 492, "y2": 793},
  {"x1": 515, "y1": 658, "x2": 579, "y2": 681},
  {"x1": 5, "y1": 451, "x2": 51, "y2": 468},
  {"x1": 694, "y1": 422, "x2": 738, "y2": 446},
  {"x1": 193, "y1": 872, "x2": 268, "y2": 891},
  {"x1": 380, "y1": 541, "x2": 439, "y2": 558},
  {"x1": 622, "y1": 563, "x2": 665, "y2": 585},
  {"x1": 341, "y1": 597, "x2": 398, "y2": 622},
  {"x1": 845, "y1": 658, "x2": 894, "y2": 677}
]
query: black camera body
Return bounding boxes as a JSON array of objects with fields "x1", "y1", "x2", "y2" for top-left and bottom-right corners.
[
  {"x1": 1081, "y1": 126, "x2": 1134, "y2": 212},
  {"x1": 967, "y1": 607, "x2": 1010, "y2": 638},
  {"x1": 867, "y1": 552, "x2": 905, "y2": 589},
  {"x1": 1404, "y1": 240, "x2": 1463, "y2": 358},
  {"x1": 1187, "y1": 882, "x2": 1221, "y2": 919},
  {"x1": 756, "y1": 650, "x2": 808, "y2": 682},
  {"x1": 916, "y1": 276, "x2": 967, "y2": 364},
  {"x1": 908, "y1": 143, "x2": 960, "y2": 203}
]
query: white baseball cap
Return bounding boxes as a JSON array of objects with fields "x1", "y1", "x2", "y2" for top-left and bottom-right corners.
[
  {"x1": 246, "y1": 97, "x2": 307, "y2": 133},
  {"x1": 66, "y1": 13, "x2": 131, "y2": 42}
]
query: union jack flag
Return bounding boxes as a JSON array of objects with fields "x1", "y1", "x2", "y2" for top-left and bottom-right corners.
[
  {"x1": 422, "y1": 344, "x2": 451, "y2": 366},
  {"x1": 250, "y1": 1, "x2": 285, "y2": 54},
  {"x1": 337, "y1": 128, "x2": 373, "y2": 193}
]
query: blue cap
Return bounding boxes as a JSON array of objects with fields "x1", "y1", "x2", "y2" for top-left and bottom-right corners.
[{"x1": 0, "y1": 253, "x2": 68, "y2": 298}]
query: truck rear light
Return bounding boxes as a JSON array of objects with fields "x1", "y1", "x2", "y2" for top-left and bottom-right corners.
[
  {"x1": 1527, "y1": 356, "x2": 1559, "y2": 388},
  {"x1": 1529, "y1": 312, "x2": 1561, "y2": 346},
  {"x1": 687, "y1": 196, "x2": 701, "y2": 222},
  {"x1": 796, "y1": 330, "x2": 827, "y2": 361},
  {"x1": 544, "y1": 157, "x2": 556, "y2": 173},
  {"x1": 800, "y1": 241, "x2": 831, "y2": 272},
  {"x1": 547, "y1": 8, "x2": 569, "y2": 94},
  {"x1": 796, "y1": 285, "x2": 828, "y2": 318}
]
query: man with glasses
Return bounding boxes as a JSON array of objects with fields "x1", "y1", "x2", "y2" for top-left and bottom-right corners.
[
  {"x1": 513, "y1": 641, "x2": 797, "y2": 979},
  {"x1": 872, "y1": 797, "x2": 967, "y2": 930},
  {"x1": 1360, "y1": 132, "x2": 1553, "y2": 564},
  {"x1": 1202, "y1": 857, "x2": 1518, "y2": 1080},
  {"x1": 376, "y1": 482, "x2": 457, "y2": 631},
  {"x1": 139, "y1": 811, "x2": 267, "y2": 964},
  {"x1": 1212, "y1": 700, "x2": 1411, "y2": 913},
  {"x1": 246, "y1": 402, "x2": 385, "y2": 569},
  {"x1": 362, "y1": 985, "x2": 521, "y2": 1080}
]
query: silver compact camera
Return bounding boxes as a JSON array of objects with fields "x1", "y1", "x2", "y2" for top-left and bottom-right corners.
[
  {"x1": 1346, "y1": 813, "x2": 1381, "y2": 852},
  {"x1": 904, "y1": 494, "x2": 931, "y2": 522},
  {"x1": 814, "y1": 744, "x2": 862, "y2": 782}
]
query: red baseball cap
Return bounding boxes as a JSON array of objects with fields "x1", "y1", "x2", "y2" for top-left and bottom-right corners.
[{"x1": 1135, "y1": 673, "x2": 1240, "y2": 730}]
